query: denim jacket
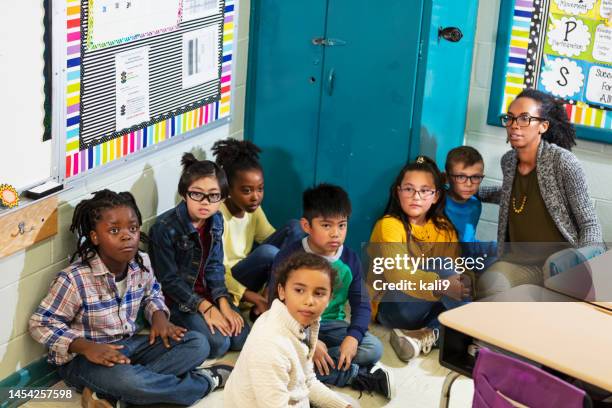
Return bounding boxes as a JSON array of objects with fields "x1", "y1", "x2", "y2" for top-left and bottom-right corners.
[{"x1": 149, "y1": 201, "x2": 228, "y2": 313}]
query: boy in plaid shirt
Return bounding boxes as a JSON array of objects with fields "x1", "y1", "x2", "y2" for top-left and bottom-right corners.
[{"x1": 30, "y1": 190, "x2": 232, "y2": 407}]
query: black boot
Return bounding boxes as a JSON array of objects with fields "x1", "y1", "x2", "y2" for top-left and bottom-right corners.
[{"x1": 350, "y1": 363, "x2": 395, "y2": 400}]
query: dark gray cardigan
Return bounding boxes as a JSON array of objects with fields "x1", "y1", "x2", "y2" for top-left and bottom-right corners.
[{"x1": 479, "y1": 140, "x2": 602, "y2": 253}]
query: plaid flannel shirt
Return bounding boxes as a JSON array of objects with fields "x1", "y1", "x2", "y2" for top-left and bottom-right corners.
[{"x1": 29, "y1": 252, "x2": 169, "y2": 365}]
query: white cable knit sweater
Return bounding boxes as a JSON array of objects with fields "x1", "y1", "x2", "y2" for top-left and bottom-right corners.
[{"x1": 224, "y1": 299, "x2": 349, "y2": 408}]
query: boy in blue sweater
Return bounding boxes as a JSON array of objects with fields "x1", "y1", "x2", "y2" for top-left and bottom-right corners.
[
  {"x1": 444, "y1": 146, "x2": 496, "y2": 269},
  {"x1": 270, "y1": 183, "x2": 393, "y2": 400}
]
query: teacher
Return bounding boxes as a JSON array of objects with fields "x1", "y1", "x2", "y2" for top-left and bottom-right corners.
[{"x1": 477, "y1": 89, "x2": 602, "y2": 298}]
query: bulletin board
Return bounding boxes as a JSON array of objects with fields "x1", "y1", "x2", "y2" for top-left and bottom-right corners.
[
  {"x1": 58, "y1": 0, "x2": 236, "y2": 179},
  {"x1": 488, "y1": 0, "x2": 612, "y2": 144}
]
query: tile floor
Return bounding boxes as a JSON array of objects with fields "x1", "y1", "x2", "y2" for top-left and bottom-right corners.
[{"x1": 22, "y1": 325, "x2": 474, "y2": 408}]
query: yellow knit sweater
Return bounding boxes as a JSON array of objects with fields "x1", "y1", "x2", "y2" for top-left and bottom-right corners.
[
  {"x1": 368, "y1": 215, "x2": 460, "y2": 305},
  {"x1": 220, "y1": 203, "x2": 276, "y2": 305}
]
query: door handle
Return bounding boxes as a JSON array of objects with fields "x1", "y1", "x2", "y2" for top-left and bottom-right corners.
[
  {"x1": 312, "y1": 37, "x2": 347, "y2": 47},
  {"x1": 438, "y1": 27, "x2": 463, "y2": 42},
  {"x1": 327, "y1": 68, "x2": 335, "y2": 96}
]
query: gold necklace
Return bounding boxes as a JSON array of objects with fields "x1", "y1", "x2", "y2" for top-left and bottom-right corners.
[
  {"x1": 512, "y1": 170, "x2": 532, "y2": 214},
  {"x1": 512, "y1": 195, "x2": 527, "y2": 213}
]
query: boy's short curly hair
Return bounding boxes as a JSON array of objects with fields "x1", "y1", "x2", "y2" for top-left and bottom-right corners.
[{"x1": 273, "y1": 252, "x2": 337, "y2": 300}]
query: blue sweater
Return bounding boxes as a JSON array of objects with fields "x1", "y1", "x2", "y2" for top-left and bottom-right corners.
[
  {"x1": 445, "y1": 194, "x2": 498, "y2": 269},
  {"x1": 444, "y1": 195, "x2": 482, "y2": 243},
  {"x1": 271, "y1": 238, "x2": 372, "y2": 343}
]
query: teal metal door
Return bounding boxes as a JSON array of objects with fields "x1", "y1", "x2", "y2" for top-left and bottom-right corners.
[
  {"x1": 245, "y1": 0, "x2": 328, "y2": 224},
  {"x1": 246, "y1": 0, "x2": 478, "y2": 248},
  {"x1": 245, "y1": 0, "x2": 327, "y2": 226},
  {"x1": 315, "y1": 0, "x2": 426, "y2": 249},
  {"x1": 411, "y1": 0, "x2": 480, "y2": 165}
]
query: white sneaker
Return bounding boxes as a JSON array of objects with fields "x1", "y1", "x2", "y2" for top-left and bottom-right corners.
[{"x1": 390, "y1": 327, "x2": 439, "y2": 362}]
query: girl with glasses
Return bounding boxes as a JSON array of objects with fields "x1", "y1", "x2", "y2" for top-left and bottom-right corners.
[
  {"x1": 477, "y1": 89, "x2": 603, "y2": 298},
  {"x1": 149, "y1": 153, "x2": 250, "y2": 362},
  {"x1": 369, "y1": 156, "x2": 472, "y2": 363}
]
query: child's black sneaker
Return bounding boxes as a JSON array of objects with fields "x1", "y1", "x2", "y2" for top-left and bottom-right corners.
[
  {"x1": 350, "y1": 363, "x2": 395, "y2": 400},
  {"x1": 198, "y1": 361, "x2": 234, "y2": 390}
]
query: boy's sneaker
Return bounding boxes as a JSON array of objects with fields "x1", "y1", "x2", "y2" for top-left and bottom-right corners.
[
  {"x1": 350, "y1": 363, "x2": 395, "y2": 400},
  {"x1": 197, "y1": 361, "x2": 234, "y2": 391},
  {"x1": 390, "y1": 327, "x2": 439, "y2": 362},
  {"x1": 81, "y1": 387, "x2": 115, "y2": 408}
]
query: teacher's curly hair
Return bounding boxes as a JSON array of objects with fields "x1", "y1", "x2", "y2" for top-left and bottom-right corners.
[{"x1": 516, "y1": 89, "x2": 576, "y2": 151}]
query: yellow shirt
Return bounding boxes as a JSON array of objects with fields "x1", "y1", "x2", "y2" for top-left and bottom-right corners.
[
  {"x1": 369, "y1": 215, "x2": 459, "y2": 303},
  {"x1": 220, "y1": 203, "x2": 276, "y2": 305}
]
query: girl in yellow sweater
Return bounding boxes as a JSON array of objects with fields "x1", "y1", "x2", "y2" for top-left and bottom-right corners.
[{"x1": 369, "y1": 156, "x2": 471, "y2": 362}]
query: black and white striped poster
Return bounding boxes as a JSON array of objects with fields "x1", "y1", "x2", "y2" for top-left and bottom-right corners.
[{"x1": 79, "y1": 0, "x2": 225, "y2": 150}]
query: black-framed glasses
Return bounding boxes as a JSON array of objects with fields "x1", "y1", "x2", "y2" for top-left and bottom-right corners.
[
  {"x1": 187, "y1": 191, "x2": 223, "y2": 203},
  {"x1": 398, "y1": 186, "x2": 437, "y2": 199},
  {"x1": 449, "y1": 174, "x2": 485, "y2": 184},
  {"x1": 500, "y1": 113, "x2": 546, "y2": 127}
]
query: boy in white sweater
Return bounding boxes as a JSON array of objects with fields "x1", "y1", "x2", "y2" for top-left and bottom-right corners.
[{"x1": 225, "y1": 252, "x2": 391, "y2": 407}]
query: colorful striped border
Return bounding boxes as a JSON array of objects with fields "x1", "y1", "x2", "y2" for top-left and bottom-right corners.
[
  {"x1": 499, "y1": 0, "x2": 611, "y2": 132},
  {"x1": 64, "y1": 0, "x2": 234, "y2": 178},
  {"x1": 501, "y1": 0, "x2": 534, "y2": 110},
  {"x1": 86, "y1": 0, "x2": 183, "y2": 51}
]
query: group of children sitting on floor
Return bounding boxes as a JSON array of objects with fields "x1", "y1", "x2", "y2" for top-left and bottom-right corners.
[{"x1": 28, "y1": 137, "x2": 493, "y2": 407}]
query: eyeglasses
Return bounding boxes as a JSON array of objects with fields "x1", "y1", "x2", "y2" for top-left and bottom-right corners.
[
  {"x1": 500, "y1": 113, "x2": 546, "y2": 128},
  {"x1": 449, "y1": 174, "x2": 485, "y2": 184},
  {"x1": 187, "y1": 191, "x2": 223, "y2": 203},
  {"x1": 398, "y1": 186, "x2": 437, "y2": 199}
]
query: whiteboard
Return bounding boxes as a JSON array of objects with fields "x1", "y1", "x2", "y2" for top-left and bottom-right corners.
[{"x1": 0, "y1": 1, "x2": 52, "y2": 191}]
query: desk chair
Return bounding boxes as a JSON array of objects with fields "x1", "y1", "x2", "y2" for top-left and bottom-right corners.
[{"x1": 472, "y1": 347, "x2": 591, "y2": 408}]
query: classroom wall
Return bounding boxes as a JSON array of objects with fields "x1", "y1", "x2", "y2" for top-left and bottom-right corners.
[
  {"x1": 468, "y1": 0, "x2": 612, "y2": 242},
  {"x1": 0, "y1": 0, "x2": 251, "y2": 381},
  {"x1": 0, "y1": 1, "x2": 51, "y2": 191}
]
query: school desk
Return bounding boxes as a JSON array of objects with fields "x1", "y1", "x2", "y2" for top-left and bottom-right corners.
[
  {"x1": 437, "y1": 284, "x2": 612, "y2": 408},
  {"x1": 544, "y1": 249, "x2": 612, "y2": 311}
]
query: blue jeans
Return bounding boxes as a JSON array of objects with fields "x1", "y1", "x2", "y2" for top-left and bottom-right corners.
[
  {"x1": 232, "y1": 219, "x2": 304, "y2": 292},
  {"x1": 169, "y1": 302, "x2": 249, "y2": 358},
  {"x1": 316, "y1": 320, "x2": 384, "y2": 387},
  {"x1": 376, "y1": 267, "x2": 470, "y2": 331},
  {"x1": 57, "y1": 332, "x2": 212, "y2": 405}
]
